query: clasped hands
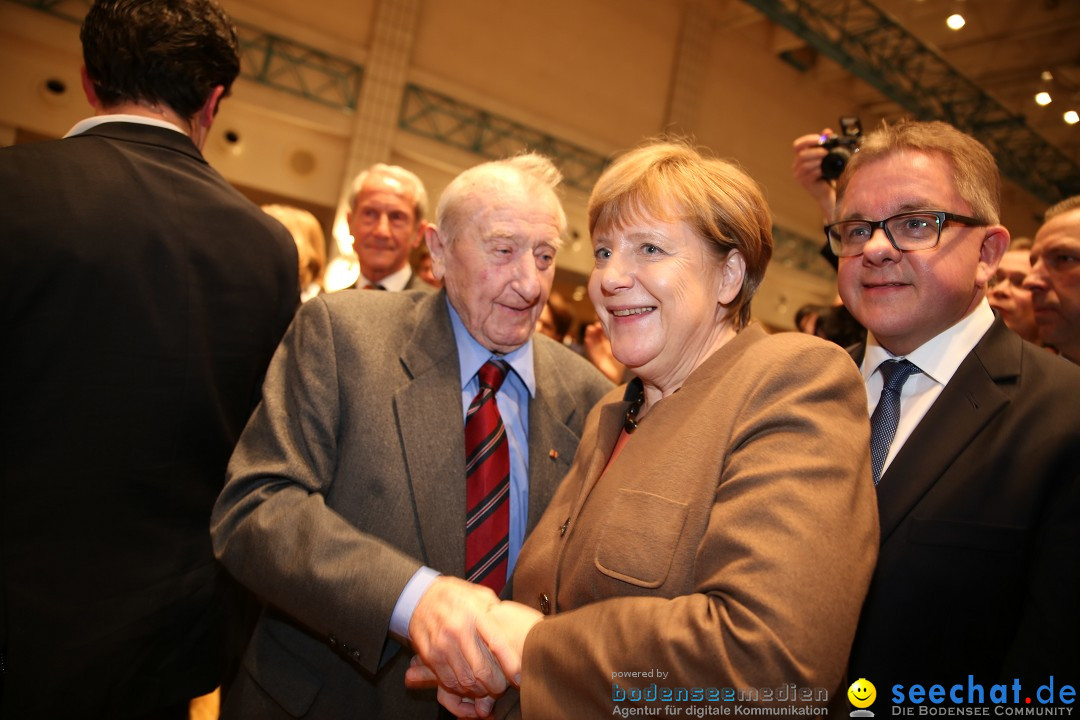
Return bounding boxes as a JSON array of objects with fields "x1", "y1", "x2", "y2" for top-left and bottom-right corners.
[{"x1": 404, "y1": 576, "x2": 543, "y2": 718}]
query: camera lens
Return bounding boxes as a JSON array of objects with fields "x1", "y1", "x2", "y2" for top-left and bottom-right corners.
[{"x1": 821, "y1": 147, "x2": 853, "y2": 181}]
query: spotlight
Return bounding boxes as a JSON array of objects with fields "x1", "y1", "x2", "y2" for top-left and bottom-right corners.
[
  {"x1": 946, "y1": 13, "x2": 965, "y2": 30},
  {"x1": 1036, "y1": 92, "x2": 1053, "y2": 106},
  {"x1": 1065, "y1": 111, "x2": 1079, "y2": 126}
]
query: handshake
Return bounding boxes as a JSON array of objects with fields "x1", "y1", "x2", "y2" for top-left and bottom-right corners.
[{"x1": 405, "y1": 576, "x2": 544, "y2": 718}]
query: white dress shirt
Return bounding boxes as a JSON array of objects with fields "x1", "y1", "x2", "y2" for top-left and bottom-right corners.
[
  {"x1": 861, "y1": 299, "x2": 995, "y2": 478},
  {"x1": 65, "y1": 114, "x2": 189, "y2": 138},
  {"x1": 359, "y1": 262, "x2": 413, "y2": 291}
]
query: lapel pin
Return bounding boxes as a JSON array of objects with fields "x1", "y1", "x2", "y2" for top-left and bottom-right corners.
[{"x1": 549, "y1": 449, "x2": 559, "y2": 460}]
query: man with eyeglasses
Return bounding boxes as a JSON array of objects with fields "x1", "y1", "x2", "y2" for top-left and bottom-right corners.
[
  {"x1": 1025, "y1": 196, "x2": 1080, "y2": 363},
  {"x1": 826, "y1": 120, "x2": 1080, "y2": 685}
]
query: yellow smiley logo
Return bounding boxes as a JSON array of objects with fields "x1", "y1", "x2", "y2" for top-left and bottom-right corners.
[{"x1": 848, "y1": 678, "x2": 877, "y2": 709}]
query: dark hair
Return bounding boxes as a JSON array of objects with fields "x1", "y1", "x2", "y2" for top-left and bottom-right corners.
[{"x1": 81, "y1": 0, "x2": 241, "y2": 118}]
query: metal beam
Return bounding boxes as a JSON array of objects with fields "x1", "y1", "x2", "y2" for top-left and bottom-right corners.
[
  {"x1": 236, "y1": 25, "x2": 362, "y2": 110},
  {"x1": 5, "y1": 0, "x2": 363, "y2": 111},
  {"x1": 740, "y1": 0, "x2": 1080, "y2": 203},
  {"x1": 399, "y1": 84, "x2": 610, "y2": 194}
]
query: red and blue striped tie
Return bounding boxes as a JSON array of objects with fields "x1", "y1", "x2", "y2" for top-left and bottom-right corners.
[{"x1": 465, "y1": 359, "x2": 511, "y2": 593}]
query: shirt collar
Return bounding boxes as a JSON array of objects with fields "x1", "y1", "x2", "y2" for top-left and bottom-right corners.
[
  {"x1": 361, "y1": 263, "x2": 413, "y2": 292},
  {"x1": 65, "y1": 114, "x2": 190, "y2": 139},
  {"x1": 862, "y1": 298, "x2": 995, "y2": 386},
  {"x1": 447, "y1": 299, "x2": 536, "y2": 398}
]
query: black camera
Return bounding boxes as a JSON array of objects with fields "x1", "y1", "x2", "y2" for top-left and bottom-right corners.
[{"x1": 819, "y1": 116, "x2": 862, "y2": 181}]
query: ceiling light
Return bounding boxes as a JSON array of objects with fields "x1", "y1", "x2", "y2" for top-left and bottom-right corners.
[
  {"x1": 1036, "y1": 92, "x2": 1053, "y2": 106},
  {"x1": 1065, "y1": 111, "x2": 1079, "y2": 126},
  {"x1": 1041, "y1": 70, "x2": 1054, "y2": 82},
  {"x1": 946, "y1": 14, "x2": 966, "y2": 30}
]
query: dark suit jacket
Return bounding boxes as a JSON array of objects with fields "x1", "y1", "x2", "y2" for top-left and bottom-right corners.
[
  {"x1": 850, "y1": 319, "x2": 1080, "y2": 687},
  {"x1": 210, "y1": 289, "x2": 612, "y2": 719},
  {"x1": 0, "y1": 122, "x2": 298, "y2": 718},
  {"x1": 501, "y1": 327, "x2": 879, "y2": 718}
]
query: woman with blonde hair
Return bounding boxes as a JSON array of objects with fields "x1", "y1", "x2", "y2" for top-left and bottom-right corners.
[
  {"x1": 411, "y1": 141, "x2": 879, "y2": 718},
  {"x1": 262, "y1": 203, "x2": 327, "y2": 302}
]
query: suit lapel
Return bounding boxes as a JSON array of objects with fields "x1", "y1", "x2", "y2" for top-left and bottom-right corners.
[
  {"x1": 876, "y1": 321, "x2": 1018, "y2": 541},
  {"x1": 573, "y1": 383, "x2": 636, "y2": 508},
  {"x1": 395, "y1": 292, "x2": 468, "y2": 575},
  {"x1": 526, "y1": 340, "x2": 593, "y2": 531}
]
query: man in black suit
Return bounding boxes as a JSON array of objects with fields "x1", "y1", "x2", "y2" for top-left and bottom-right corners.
[
  {"x1": 0, "y1": 0, "x2": 298, "y2": 717},
  {"x1": 826, "y1": 120, "x2": 1080, "y2": 690},
  {"x1": 345, "y1": 163, "x2": 437, "y2": 292}
]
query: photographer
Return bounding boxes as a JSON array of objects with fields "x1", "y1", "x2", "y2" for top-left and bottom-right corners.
[{"x1": 792, "y1": 122, "x2": 861, "y2": 225}]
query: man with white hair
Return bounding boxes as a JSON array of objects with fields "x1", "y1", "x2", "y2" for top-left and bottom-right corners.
[
  {"x1": 212, "y1": 153, "x2": 612, "y2": 719},
  {"x1": 346, "y1": 163, "x2": 434, "y2": 291}
]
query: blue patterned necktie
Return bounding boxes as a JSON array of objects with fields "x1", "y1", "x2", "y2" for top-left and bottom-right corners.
[{"x1": 870, "y1": 359, "x2": 922, "y2": 485}]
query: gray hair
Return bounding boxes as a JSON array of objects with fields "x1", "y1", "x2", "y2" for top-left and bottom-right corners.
[
  {"x1": 436, "y1": 153, "x2": 567, "y2": 245},
  {"x1": 349, "y1": 163, "x2": 428, "y2": 223}
]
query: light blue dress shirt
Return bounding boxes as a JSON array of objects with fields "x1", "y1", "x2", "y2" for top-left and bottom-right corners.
[{"x1": 388, "y1": 299, "x2": 535, "y2": 642}]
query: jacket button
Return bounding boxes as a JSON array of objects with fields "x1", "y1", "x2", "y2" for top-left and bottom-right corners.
[
  {"x1": 560, "y1": 517, "x2": 570, "y2": 536},
  {"x1": 538, "y1": 593, "x2": 551, "y2": 615}
]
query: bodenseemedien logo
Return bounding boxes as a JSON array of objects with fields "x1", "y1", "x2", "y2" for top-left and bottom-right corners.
[{"x1": 849, "y1": 678, "x2": 878, "y2": 717}]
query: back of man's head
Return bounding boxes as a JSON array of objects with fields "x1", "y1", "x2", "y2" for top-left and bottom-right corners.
[
  {"x1": 81, "y1": 0, "x2": 240, "y2": 118},
  {"x1": 836, "y1": 120, "x2": 1001, "y2": 225}
]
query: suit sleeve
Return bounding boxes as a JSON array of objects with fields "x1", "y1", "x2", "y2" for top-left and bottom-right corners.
[
  {"x1": 517, "y1": 342, "x2": 878, "y2": 717},
  {"x1": 211, "y1": 297, "x2": 422, "y2": 674}
]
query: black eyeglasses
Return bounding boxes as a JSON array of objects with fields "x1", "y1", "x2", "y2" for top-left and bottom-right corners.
[{"x1": 825, "y1": 211, "x2": 985, "y2": 258}]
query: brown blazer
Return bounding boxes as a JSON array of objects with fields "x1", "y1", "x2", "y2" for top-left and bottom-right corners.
[{"x1": 503, "y1": 325, "x2": 879, "y2": 718}]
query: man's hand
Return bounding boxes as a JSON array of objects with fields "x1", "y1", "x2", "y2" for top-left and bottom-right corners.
[
  {"x1": 406, "y1": 599, "x2": 544, "y2": 717},
  {"x1": 406, "y1": 656, "x2": 498, "y2": 718},
  {"x1": 792, "y1": 129, "x2": 838, "y2": 220},
  {"x1": 408, "y1": 576, "x2": 507, "y2": 699}
]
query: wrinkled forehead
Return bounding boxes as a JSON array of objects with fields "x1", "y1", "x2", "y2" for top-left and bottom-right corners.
[
  {"x1": 359, "y1": 172, "x2": 417, "y2": 207},
  {"x1": 1035, "y1": 209, "x2": 1080, "y2": 248},
  {"x1": 465, "y1": 182, "x2": 563, "y2": 238}
]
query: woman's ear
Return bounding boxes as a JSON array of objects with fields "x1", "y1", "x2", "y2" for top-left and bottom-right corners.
[{"x1": 718, "y1": 249, "x2": 746, "y2": 305}]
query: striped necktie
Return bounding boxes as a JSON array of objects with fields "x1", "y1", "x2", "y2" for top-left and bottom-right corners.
[{"x1": 464, "y1": 359, "x2": 511, "y2": 593}]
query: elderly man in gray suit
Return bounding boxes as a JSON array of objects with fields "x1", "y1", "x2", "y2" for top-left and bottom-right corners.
[{"x1": 211, "y1": 153, "x2": 612, "y2": 719}]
